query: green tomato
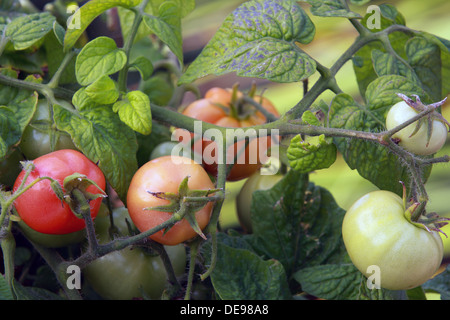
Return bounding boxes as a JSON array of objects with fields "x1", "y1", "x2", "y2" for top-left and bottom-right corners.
[
  {"x1": 83, "y1": 206, "x2": 187, "y2": 300},
  {"x1": 149, "y1": 141, "x2": 179, "y2": 160},
  {"x1": 440, "y1": 215, "x2": 450, "y2": 259},
  {"x1": 236, "y1": 171, "x2": 283, "y2": 233},
  {"x1": 19, "y1": 99, "x2": 78, "y2": 160},
  {"x1": 342, "y1": 190, "x2": 443, "y2": 290},
  {"x1": 0, "y1": 148, "x2": 24, "y2": 188},
  {"x1": 385, "y1": 101, "x2": 448, "y2": 155},
  {"x1": 17, "y1": 220, "x2": 86, "y2": 248}
]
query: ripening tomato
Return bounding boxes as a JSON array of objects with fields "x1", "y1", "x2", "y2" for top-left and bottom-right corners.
[
  {"x1": 127, "y1": 156, "x2": 215, "y2": 245},
  {"x1": 13, "y1": 149, "x2": 106, "y2": 235},
  {"x1": 342, "y1": 190, "x2": 443, "y2": 290},
  {"x1": 175, "y1": 87, "x2": 279, "y2": 181}
]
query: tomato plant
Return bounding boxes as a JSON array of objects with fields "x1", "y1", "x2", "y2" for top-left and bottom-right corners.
[
  {"x1": 0, "y1": 0, "x2": 449, "y2": 302},
  {"x1": 83, "y1": 207, "x2": 186, "y2": 300},
  {"x1": 342, "y1": 190, "x2": 443, "y2": 290},
  {"x1": 13, "y1": 149, "x2": 106, "y2": 235},
  {"x1": 19, "y1": 99, "x2": 78, "y2": 160},
  {"x1": 127, "y1": 155, "x2": 215, "y2": 246}
]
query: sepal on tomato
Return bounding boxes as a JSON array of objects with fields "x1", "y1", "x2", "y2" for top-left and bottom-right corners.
[
  {"x1": 144, "y1": 175, "x2": 220, "y2": 240},
  {"x1": 404, "y1": 202, "x2": 450, "y2": 237},
  {"x1": 396, "y1": 93, "x2": 450, "y2": 147},
  {"x1": 60, "y1": 173, "x2": 107, "y2": 219}
]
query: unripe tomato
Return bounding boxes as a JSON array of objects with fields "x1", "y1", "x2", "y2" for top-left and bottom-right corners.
[
  {"x1": 19, "y1": 99, "x2": 78, "y2": 160},
  {"x1": 127, "y1": 156, "x2": 215, "y2": 245},
  {"x1": 83, "y1": 206, "x2": 186, "y2": 300},
  {"x1": 13, "y1": 149, "x2": 106, "y2": 235},
  {"x1": 236, "y1": 171, "x2": 283, "y2": 233},
  {"x1": 0, "y1": 147, "x2": 24, "y2": 188},
  {"x1": 342, "y1": 190, "x2": 443, "y2": 290},
  {"x1": 175, "y1": 87, "x2": 279, "y2": 181},
  {"x1": 385, "y1": 101, "x2": 448, "y2": 155}
]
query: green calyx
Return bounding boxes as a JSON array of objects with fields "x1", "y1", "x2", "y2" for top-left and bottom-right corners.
[
  {"x1": 52, "y1": 173, "x2": 107, "y2": 219},
  {"x1": 145, "y1": 175, "x2": 221, "y2": 240},
  {"x1": 397, "y1": 93, "x2": 450, "y2": 147}
]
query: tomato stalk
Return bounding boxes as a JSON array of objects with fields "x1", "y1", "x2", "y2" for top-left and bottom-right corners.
[
  {"x1": 0, "y1": 218, "x2": 16, "y2": 297},
  {"x1": 185, "y1": 238, "x2": 201, "y2": 300}
]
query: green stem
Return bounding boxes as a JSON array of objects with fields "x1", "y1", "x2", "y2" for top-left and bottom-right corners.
[
  {"x1": 47, "y1": 50, "x2": 77, "y2": 89},
  {"x1": 1, "y1": 221, "x2": 16, "y2": 296},
  {"x1": 117, "y1": 0, "x2": 149, "y2": 92},
  {"x1": 184, "y1": 239, "x2": 201, "y2": 300}
]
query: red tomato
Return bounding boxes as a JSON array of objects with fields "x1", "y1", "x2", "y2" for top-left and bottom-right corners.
[
  {"x1": 175, "y1": 87, "x2": 279, "y2": 181},
  {"x1": 127, "y1": 155, "x2": 215, "y2": 245},
  {"x1": 13, "y1": 149, "x2": 106, "y2": 235}
]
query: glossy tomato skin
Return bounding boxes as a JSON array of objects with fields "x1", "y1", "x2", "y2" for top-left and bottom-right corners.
[
  {"x1": 177, "y1": 87, "x2": 280, "y2": 181},
  {"x1": 386, "y1": 101, "x2": 448, "y2": 155},
  {"x1": 17, "y1": 202, "x2": 108, "y2": 248},
  {"x1": 13, "y1": 149, "x2": 106, "y2": 235},
  {"x1": 236, "y1": 171, "x2": 283, "y2": 233},
  {"x1": 83, "y1": 206, "x2": 186, "y2": 300},
  {"x1": 19, "y1": 99, "x2": 78, "y2": 160},
  {"x1": 127, "y1": 156, "x2": 215, "y2": 245},
  {"x1": 342, "y1": 190, "x2": 443, "y2": 290}
]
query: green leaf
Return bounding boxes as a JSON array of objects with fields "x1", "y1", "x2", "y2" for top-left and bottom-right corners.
[
  {"x1": 294, "y1": 264, "x2": 362, "y2": 300},
  {"x1": 85, "y1": 75, "x2": 119, "y2": 104},
  {"x1": 287, "y1": 134, "x2": 337, "y2": 173},
  {"x1": 353, "y1": 4, "x2": 408, "y2": 98},
  {"x1": 72, "y1": 87, "x2": 96, "y2": 111},
  {"x1": 118, "y1": 0, "x2": 194, "y2": 45},
  {"x1": 75, "y1": 36, "x2": 127, "y2": 86},
  {"x1": 43, "y1": 27, "x2": 77, "y2": 85},
  {"x1": 0, "y1": 69, "x2": 38, "y2": 158},
  {"x1": 205, "y1": 238, "x2": 292, "y2": 300},
  {"x1": 417, "y1": 32, "x2": 450, "y2": 98},
  {"x1": 130, "y1": 56, "x2": 153, "y2": 81},
  {"x1": 0, "y1": 274, "x2": 14, "y2": 300},
  {"x1": 63, "y1": 0, "x2": 142, "y2": 51},
  {"x1": 12, "y1": 279, "x2": 65, "y2": 300},
  {"x1": 247, "y1": 170, "x2": 348, "y2": 277},
  {"x1": 0, "y1": 106, "x2": 21, "y2": 158},
  {"x1": 112, "y1": 90, "x2": 152, "y2": 135},
  {"x1": 371, "y1": 49, "x2": 420, "y2": 84},
  {"x1": 329, "y1": 76, "x2": 431, "y2": 195},
  {"x1": 405, "y1": 37, "x2": 442, "y2": 101},
  {"x1": 53, "y1": 104, "x2": 138, "y2": 201},
  {"x1": 422, "y1": 265, "x2": 450, "y2": 300},
  {"x1": 304, "y1": 0, "x2": 361, "y2": 18},
  {"x1": 5, "y1": 12, "x2": 55, "y2": 50},
  {"x1": 142, "y1": 1, "x2": 184, "y2": 66},
  {"x1": 179, "y1": 0, "x2": 316, "y2": 84}
]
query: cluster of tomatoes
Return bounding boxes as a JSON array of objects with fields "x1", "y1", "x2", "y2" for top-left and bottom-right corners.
[
  {"x1": 1, "y1": 89, "x2": 449, "y2": 298},
  {"x1": 1, "y1": 86, "x2": 280, "y2": 299}
]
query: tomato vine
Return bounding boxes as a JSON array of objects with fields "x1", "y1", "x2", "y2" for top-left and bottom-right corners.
[{"x1": 0, "y1": 0, "x2": 449, "y2": 301}]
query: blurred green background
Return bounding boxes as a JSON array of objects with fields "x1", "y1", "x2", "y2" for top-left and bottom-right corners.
[{"x1": 180, "y1": 0, "x2": 450, "y2": 229}]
